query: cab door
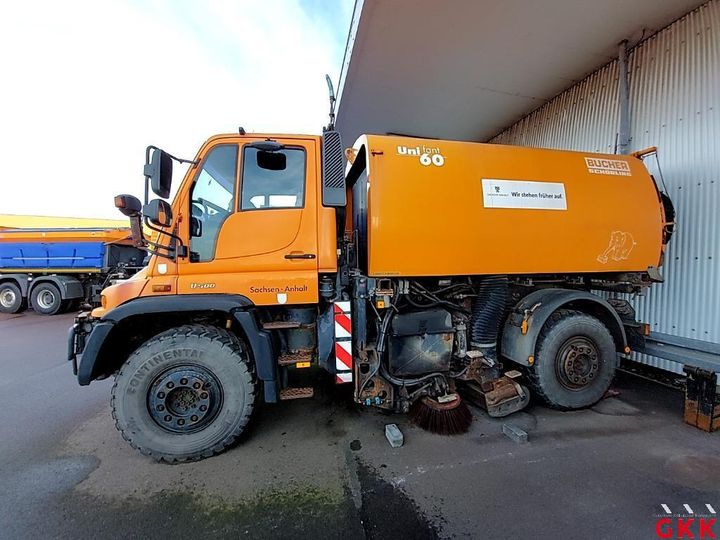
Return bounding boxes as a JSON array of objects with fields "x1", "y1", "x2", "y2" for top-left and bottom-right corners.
[{"x1": 177, "y1": 138, "x2": 319, "y2": 305}]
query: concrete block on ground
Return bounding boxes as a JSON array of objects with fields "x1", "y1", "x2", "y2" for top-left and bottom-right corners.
[
  {"x1": 385, "y1": 423, "x2": 404, "y2": 448},
  {"x1": 502, "y1": 423, "x2": 528, "y2": 444}
]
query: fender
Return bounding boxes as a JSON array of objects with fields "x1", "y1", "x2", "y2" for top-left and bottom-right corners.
[
  {"x1": 501, "y1": 288, "x2": 627, "y2": 367},
  {"x1": 30, "y1": 275, "x2": 84, "y2": 300},
  {"x1": 75, "y1": 294, "x2": 278, "y2": 402},
  {"x1": 0, "y1": 273, "x2": 30, "y2": 297}
]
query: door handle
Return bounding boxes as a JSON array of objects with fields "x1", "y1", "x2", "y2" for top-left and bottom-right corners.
[{"x1": 284, "y1": 252, "x2": 316, "y2": 260}]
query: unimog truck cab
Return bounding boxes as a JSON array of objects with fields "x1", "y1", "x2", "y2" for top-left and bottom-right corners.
[{"x1": 69, "y1": 127, "x2": 674, "y2": 462}]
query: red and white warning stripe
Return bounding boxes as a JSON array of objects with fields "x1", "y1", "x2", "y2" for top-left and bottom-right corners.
[{"x1": 334, "y1": 301, "x2": 353, "y2": 384}]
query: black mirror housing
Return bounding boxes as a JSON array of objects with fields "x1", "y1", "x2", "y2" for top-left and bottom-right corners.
[
  {"x1": 143, "y1": 199, "x2": 173, "y2": 228},
  {"x1": 144, "y1": 148, "x2": 173, "y2": 199},
  {"x1": 257, "y1": 150, "x2": 287, "y2": 171}
]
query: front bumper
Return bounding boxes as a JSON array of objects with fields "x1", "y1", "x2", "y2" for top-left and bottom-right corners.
[{"x1": 67, "y1": 313, "x2": 114, "y2": 385}]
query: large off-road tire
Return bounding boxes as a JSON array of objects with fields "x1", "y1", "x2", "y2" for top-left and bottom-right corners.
[
  {"x1": 30, "y1": 283, "x2": 63, "y2": 315},
  {"x1": 112, "y1": 324, "x2": 257, "y2": 463},
  {"x1": 527, "y1": 309, "x2": 618, "y2": 410},
  {"x1": 0, "y1": 282, "x2": 25, "y2": 314}
]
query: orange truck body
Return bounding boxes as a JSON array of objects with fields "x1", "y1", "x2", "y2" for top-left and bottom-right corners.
[
  {"x1": 99, "y1": 134, "x2": 667, "y2": 316},
  {"x1": 353, "y1": 135, "x2": 665, "y2": 277}
]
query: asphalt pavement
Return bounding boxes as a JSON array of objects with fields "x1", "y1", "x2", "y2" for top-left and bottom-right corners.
[{"x1": 1, "y1": 311, "x2": 719, "y2": 539}]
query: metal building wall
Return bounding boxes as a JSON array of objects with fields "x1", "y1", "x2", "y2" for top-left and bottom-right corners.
[{"x1": 491, "y1": 1, "x2": 720, "y2": 373}]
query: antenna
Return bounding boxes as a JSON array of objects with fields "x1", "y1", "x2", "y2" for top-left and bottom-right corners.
[{"x1": 325, "y1": 74, "x2": 336, "y2": 132}]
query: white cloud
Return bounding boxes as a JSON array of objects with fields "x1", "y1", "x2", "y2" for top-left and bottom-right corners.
[{"x1": 0, "y1": 0, "x2": 352, "y2": 218}]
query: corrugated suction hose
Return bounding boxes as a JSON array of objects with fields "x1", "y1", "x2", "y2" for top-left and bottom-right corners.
[{"x1": 470, "y1": 275, "x2": 508, "y2": 366}]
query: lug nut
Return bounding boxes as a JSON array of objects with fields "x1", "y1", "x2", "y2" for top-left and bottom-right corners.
[
  {"x1": 199, "y1": 405, "x2": 207, "y2": 412},
  {"x1": 180, "y1": 378, "x2": 188, "y2": 385},
  {"x1": 166, "y1": 382, "x2": 174, "y2": 389},
  {"x1": 157, "y1": 404, "x2": 165, "y2": 411},
  {"x1": 177, "y1": 419, "x2": 185, "y2": 426},
  {"x1": 191, "y1": 415, "x2": 199, "y2": 422},
  {"x1": 164, "y1": 415, "x2": 172, "y2": 422},
  {"x1": 193, "y1": 382, "x2": 201, "y2": 389},
  {"x1": 200, "y1": 392, "x2": 208, "y2": 399},
  {"x1": 158, "y1": 391, "x2": 165, "y2": 399}
]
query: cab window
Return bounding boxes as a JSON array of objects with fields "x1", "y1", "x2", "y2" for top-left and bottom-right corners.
[
  {"x1": 189, "y1": 145, "x2": 238, "y2": 262},
  {"x1": 241, "y1": 147, "x2": 305, "y2": 210}
]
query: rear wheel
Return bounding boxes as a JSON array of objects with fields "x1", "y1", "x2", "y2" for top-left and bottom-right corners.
[
  {"x1": 30, "y1": 283, "x2": 63, "y2": 315},
  {"x1": 527, "y1": 309, "x2": 618, "y2": 410},
  {"x1": 0, "y1": 282, "x2": 25, "y2": 314},
  {"x1": 112, "y1": 324, "x2": 257, "y2": 462}
]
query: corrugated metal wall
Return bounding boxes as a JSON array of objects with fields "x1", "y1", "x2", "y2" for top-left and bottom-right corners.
[{"x1": 492, "y1": 0, "x2": 720, "y2": 373}]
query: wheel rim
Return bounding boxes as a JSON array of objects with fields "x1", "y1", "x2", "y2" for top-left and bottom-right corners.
[
  {"x1": 37, "y1": 290, "x2": 56, "y2": 309},
  {"x1": 147, "y1": 365, "x2": 223, "y2": 433},
  {"x1": 0, "y1": 289, "x2": 16, "y2": 308},
  {"x1": 555, "y1": 336, "x2": 600, "y2": 390}
]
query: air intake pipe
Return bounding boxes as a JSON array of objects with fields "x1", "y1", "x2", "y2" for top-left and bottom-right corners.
[{"x1": 470, "y1": 275, "x2": 508, "y2": 371}]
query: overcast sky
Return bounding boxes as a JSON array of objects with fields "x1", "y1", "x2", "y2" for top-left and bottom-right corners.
[{"x1": 0, "y1": 0, "x2": 353, "y2": 218}]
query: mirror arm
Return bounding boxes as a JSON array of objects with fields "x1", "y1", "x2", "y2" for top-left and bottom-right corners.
[
  {"x1": 145, "y1": 145, "x2": 198, "y2": 167},
  {"x1": 143, "y1": 217, "x2": 187, "y2": 260},
  {"x1": 128, "y1": 214, "x2": 146, "y2": 249},
  {"x1": 143, "y1": 240, "x2": 175, "y2": 261}
]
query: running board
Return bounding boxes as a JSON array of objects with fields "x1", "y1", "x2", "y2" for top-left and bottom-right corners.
[{"x1": 279, "y1": 387, "x2": 314, "y2": 400}]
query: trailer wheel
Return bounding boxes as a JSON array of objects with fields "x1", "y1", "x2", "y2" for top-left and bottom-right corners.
[
  {"x1": 527, "y1": 309, "x2": 618, "y2": 410},
  {"x1": 0, "y1": 282, "x2": 25, "y2": 314},
  {"x1": 112, "y1": 324, "x2": 257, "y2": 462},
  {"x1": 30, "y1": 283, "x2": 63, "y2": 315}
]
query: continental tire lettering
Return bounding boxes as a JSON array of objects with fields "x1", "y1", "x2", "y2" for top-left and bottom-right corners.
[{"x1": 127, "y1": 349, "x2": 205, "y2": 393}]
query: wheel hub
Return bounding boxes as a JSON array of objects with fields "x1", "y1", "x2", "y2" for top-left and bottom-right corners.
[
  {"x1": 37, "y1": 290, "x2": 55, "y2": 309},
  {"x1": 0, "y1": 289, "x2": 16, "y2": 308},
  {"x1": 556, "y1": 337, "x2": 600, "y2": 390},
  {"x1": 148, "y1": 366, "x2": 222, "y2": 433}
]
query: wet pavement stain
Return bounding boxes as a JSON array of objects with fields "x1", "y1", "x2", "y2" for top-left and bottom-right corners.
[{"x1": 355, "y1": 461, "x2": 439, "y2": 540}]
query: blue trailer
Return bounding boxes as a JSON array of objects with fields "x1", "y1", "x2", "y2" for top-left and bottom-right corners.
[{"x1": 0, "y1": 228, "x2": 145, "y2": 315}]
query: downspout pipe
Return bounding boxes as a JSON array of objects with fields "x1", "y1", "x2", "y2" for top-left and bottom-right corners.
[{"x1": 617, "y1": 39, "x2": 631, "y2": 154}]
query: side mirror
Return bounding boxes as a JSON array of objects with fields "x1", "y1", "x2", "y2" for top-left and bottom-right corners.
[
  {"x1": 144, "y1": 148, "x2": 173, "y2": 199},
  {"x1": 321, "y1": 130, "x2": 346, "y2": 207},
  {"x1": 257, "y1": 150, "x2": 287, "y2": 171},
  {"x1": 143, "y1": 199, "x2": 173, "y2": 228},
  {"x1": 114, "y1": 194, "x2": 145, "y2": 248}
]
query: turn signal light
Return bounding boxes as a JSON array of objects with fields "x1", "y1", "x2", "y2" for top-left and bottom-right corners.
[{"x1": 152, "y1": 284, "x2": 172, "y2": 293}]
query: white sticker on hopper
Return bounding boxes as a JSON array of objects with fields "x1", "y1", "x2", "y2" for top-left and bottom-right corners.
[{"x1": 482, "y1": 179, "x2": 567, "y2": 210}]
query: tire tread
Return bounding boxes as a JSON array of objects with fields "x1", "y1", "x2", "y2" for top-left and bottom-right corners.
[
  {"x1": 526, "y1": 309, "x2": 617, "y2": 410},
  {"x1": 111, "y1": 324, "x2": 257, "y2": 463}
]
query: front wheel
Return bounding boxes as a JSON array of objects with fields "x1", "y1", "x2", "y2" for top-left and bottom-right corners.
[
  {"x1": 112, "y1": 324, "x2": 257, "y2": 462},
  {"x1": 527, "y1": 309, "x2": 618, "y2": 410}
]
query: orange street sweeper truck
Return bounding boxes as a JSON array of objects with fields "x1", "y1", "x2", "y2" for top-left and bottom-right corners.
[{"x1": 68, "y1": 127, "x2": 674, "y2": 461}]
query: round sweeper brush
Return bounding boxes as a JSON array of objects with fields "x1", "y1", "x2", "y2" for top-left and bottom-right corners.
[{"x1": 409, "y1": 395, "x2": 473, "y2": 435}]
